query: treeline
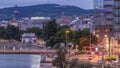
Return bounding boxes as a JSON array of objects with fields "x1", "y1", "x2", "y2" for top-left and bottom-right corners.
[
  {"x1": 0, "y1": 25, "x2": 21, "y2": 40},
  {"x1": 0, "y1": 19, "x2": 98, "y2": 50},
  {"x1": 41, "y1": 19, "x2": 98, "y2": 50}
]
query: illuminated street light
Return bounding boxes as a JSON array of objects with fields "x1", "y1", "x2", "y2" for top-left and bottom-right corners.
[
  {"x1": 95, "y1": 48, "x2": 98, "y2": 51},
  {"x1": 65, "y1": 29, "x2": 70, "y2": 52}
]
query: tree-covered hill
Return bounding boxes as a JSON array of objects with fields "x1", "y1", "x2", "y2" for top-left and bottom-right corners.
[{"x1": 0, "y1": 4, "x2": 94, "y2": 20}]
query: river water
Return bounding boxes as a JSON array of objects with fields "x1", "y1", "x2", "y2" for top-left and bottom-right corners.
[{"x1": 0, "y1": 54, "x2": 41, "y2": 68}]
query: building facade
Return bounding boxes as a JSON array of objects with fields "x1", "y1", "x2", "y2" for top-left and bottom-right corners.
[
  {"x1": 113, "y1": 0, "x2": 120, "y2": 37},
  {"x1": 94, "y1": 0, "x2": 103, "y2": 9},
  {"x1": 93, "y1": 0, "x2": 113, "y2": 38},
  {"x1": 19, "y1": 17, "x2": 50, "y2": 30},
  {"x1": 21, "y1": 33, "x2": 37, "y2": 44},
  {"x1": 93, "y1": 0, "x2": 114, "y2": 54}
]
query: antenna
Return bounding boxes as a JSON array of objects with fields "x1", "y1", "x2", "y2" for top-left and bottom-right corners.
[{"x1": 14, "y1": 4, "x2": 18, "y2": 19}]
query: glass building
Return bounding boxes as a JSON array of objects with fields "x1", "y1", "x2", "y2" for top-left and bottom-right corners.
[{"x1": 94, "y1": 0, "x2": 103, "y2": 9}]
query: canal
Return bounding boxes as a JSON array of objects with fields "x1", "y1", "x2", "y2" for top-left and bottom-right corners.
[{"x1": 0, "y1": 54, "x2": 41, "y2": 68}]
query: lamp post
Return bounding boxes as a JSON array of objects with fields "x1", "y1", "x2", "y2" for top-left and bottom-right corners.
[
  {"x1": 65, "y1": 29, "x2": 70, "y2": 54},
  {"x1": 101, "y1": 45, "x2": 104, "y2": 68},
  {"x1": 96, "y1": 34, "x2": 99, "y2": 44},
  {"x1": 90, "y1": 32, "x2": 92, "y2": 52}
]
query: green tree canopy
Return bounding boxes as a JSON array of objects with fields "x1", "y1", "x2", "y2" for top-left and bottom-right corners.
[
  {"x1": 26, "y1": 27, "x2": 42, "y2": 38},
  {"x1": 43, "y1": 19, "x2": 58, "y2": 41},
  {"x1": 5, "y1": 25, "x2": 21, "y2": 40},
  {"x1": 0, "y1": 26, "x2": 6, "y2": 39}
]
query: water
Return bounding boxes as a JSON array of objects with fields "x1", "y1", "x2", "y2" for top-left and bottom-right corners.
[{"x1": 0, "y1": 54, "x2": 41, "y2": 68}]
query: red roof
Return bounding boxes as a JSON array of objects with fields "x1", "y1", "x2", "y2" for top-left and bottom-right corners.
[
  {"x1": 10, "y1": 19, "x2": 18, "y2": 23},
  {"x1": 61, "y1": 20, "x2": 69, "y2": 24}
]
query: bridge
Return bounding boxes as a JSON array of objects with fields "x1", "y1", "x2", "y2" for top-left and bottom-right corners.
[{"x1": 0, "y1": 50, "x2": 56, "y2": 54}]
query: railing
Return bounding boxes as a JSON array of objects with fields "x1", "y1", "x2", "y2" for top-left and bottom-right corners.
[{"x1": 0, "y1": 49, "x2": 56, "y2": 54}]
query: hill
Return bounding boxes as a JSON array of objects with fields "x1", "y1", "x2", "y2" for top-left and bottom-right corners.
[{"x1": 0, "y1": 4, "x2": 94, "y2": 20}]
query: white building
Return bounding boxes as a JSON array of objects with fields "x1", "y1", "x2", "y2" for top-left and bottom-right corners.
[
  {"x1": 9, "y1": 19, "x2": 19, "y2": 27},
  {"x1": 68, "y1": 17, "x2": 94, "y2": 32},
  {"x1": 0, "y1": 20, "x2": 8, "y2": 27},
  {"x1": 79, "y1": 18, "x2": 94, "y2": 32},
  {"x1": 22, "y1": 33, "x2": 37, "y2": 44},
  {"x1": 19, "y1": 17, "x2": 51, "y2": 30},
  {"x1": 68, "y1": 17, "x2": 80, "y2": 31}
]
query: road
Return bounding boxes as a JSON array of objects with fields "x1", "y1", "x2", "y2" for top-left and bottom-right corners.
[{"x1": 69, "y1": 54, "x2": 101, "y2": 63}]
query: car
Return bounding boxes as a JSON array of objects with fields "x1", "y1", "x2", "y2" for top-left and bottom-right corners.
[{"x1": 88, "y1": 55, "x2": 92, "y2": 60}]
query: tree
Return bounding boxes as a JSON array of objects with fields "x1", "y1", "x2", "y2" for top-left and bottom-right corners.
[
  {"x1": 26, "y1": 27, "x2": 42, "y2": 38},
  {"x1": 0, "y1": 26, "x2": 6, "y2": 39},
  {"x1": 43, "y1": 19, "x2": 58, "y2": 41},
  {"x1": 79, "y1": 37, "x2": 89, "y2": 50},
  {"x1": 54, "y1": 27, "x2": 68, "y2": 43},
  {"x1": 71, "y1": 29, "x2": 98, "y2": 50},
  {"x1": 5, "y1": 25, "x2": 21, "y2": 40},
  {"x1": 69, "y1": 59, "x2": 93, "y2": 68},
  {"x1": 53, "y1": 26, "x2": 73, "y2": 49},
  {"x1": 52, "y1": 48, "x2": 66, "y2": 68},
  {"x1": 72, "y1": 30, "x2": 82, "y2": 45}
]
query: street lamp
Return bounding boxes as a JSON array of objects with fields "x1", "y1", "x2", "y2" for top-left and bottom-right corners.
[
  {"x1": 101, "y1": 45, "x2": 104, "y2": 68},
  {"x1": 66, "y1": 29, "x2": 70, "y2": 49},
  {"x1": 65, "y1": 29, "x2": 70, "y2": 50},
  {"x1": 96, "y1": 34, "x2": 99, "y2": 45}
]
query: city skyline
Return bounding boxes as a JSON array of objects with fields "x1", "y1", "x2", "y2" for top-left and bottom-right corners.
[{"x1": 0, "y1": 0, "x2": 93, "y2": 9}]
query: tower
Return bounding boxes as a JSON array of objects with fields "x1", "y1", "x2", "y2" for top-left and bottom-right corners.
[
  {"x1": 94, "y1": 0, "x2": 103, "y2": 9},
  {"x1": 13, "y1": 4, "x2": 18, "y2": 20},
  {"x1": 10, "y1": 4, "x2": 19, "y2": 27}
]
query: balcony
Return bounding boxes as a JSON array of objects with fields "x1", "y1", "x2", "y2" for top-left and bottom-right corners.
[
  {"x1": 94, "y1": 24, "x2": 112, "y2": 28},
  {"x1": 104, "y1": 1, "x2": 113, "y2": 5},
  {"x1": 106, "y1": 15, "x2": 113, "y2": 19}
]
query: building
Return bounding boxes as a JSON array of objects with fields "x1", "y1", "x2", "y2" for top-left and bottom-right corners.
[
  {"x1": 93, "y1": 0, "x2": 114, "y2": 54},
  {"x1": 0, "y1": 20, "x2": 8, "y2": 27},
  {"x1": 104, "y1": 0, "x2": 113, "y2": 25},
  {"x1": 68, "y1": 17, "x2": 80, "y2": 30},
  {"x1": 79, "y1": 18, "x2": 94, "y2": 31},
  {"x1": 93, "y1": 0, "x2": 113, "y2": 37},
  {"x1": 94, "y1": 0, "x2": 103, "y2": 9},
  {"x1": 19, "y1": 17, "x2": 50, "y2": 30},
  {"x1": 68, "y1": 16, "x2": 94, "y2": 31},
  {"x1": 9, "y1": 4, "x2": 19, "y2": 27},
  {"x1": 9, "y1": 19, "x2": 18, "y2": 27},
  {"x1": 113, "y1": 0, "x2": 120, "y2": 37},
  {"x1": 21, "y1": 33, "x2": 37, "y2": 44},
  {"x1": 112, "y1": 0, "x2": 120, "y2": 53},
  {"x1": 60, "y1": 20, "x2": 69, "y2": 26}
]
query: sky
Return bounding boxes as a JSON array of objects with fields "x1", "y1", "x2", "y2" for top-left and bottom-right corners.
[{"x1": 0, "y1": 0, "x2": 93, "y2": 9}]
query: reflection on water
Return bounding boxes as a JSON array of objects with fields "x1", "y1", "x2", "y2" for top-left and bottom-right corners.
[{"x1": 0, "y1": 54, "x2": 41, "y2": 68}]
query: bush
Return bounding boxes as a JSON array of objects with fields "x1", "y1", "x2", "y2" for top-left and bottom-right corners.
[
  {"x1": 76, "y1": 62, "x2": 93, "y2": 68},
  {"x1": 69, "y1": 59, "x2": 93, "y2": 68},
  {"x1": 69, "y1": 59, "x2": 78, "y2": 68}
]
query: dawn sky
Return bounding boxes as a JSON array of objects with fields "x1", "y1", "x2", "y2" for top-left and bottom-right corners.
[{"x1": 0, "y1": 0, "x2": 93, "y2": 9}]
